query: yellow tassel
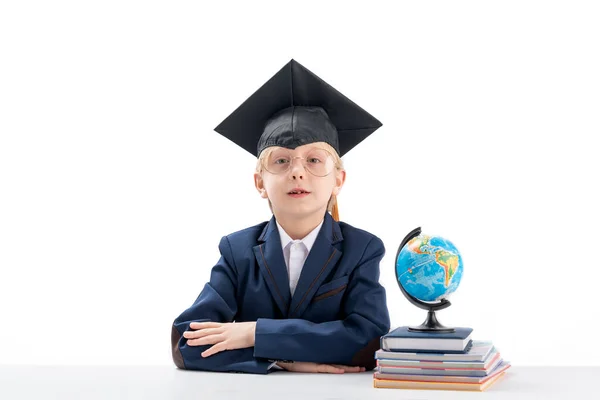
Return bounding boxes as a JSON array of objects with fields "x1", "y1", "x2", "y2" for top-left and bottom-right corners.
[{"x1": 331, "y1": 196, "x2": 340, "y2": 221}]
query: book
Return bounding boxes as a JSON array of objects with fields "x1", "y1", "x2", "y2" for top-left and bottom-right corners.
[
  {"x1": 375, "y1": 340, "x2": 494, "y2": 362},
  {"x1": 376, "y1": 348, "x2": 499, "y2": 369},
  {"x1": 376, "y1": 352, "x2": 503, "y2": 377},
  {"x1": 373, "y1": 370, "x2": 506, "y2": 391},
  {"x1": 374, "y1": 360, "x2": 511, "y2": 384},
  {"x1": 377, "y1": 340, "x2": 474, "y2": 355},
  {"x1": 380, "y1": 326, "x2": 473, "y2": 352}
]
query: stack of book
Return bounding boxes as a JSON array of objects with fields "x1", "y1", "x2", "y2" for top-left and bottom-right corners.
[{"x1": 373, "y1": 326, "x2": 510, "y2": 392}]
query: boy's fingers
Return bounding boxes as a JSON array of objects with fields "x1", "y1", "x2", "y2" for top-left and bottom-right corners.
[
  {"x1": 330, "y1": 364, "x2": 364, "y2": 373},
  {"x1": 317, "y1": 364, "x2": 344, "y2": 374},
  {"x1": 331, "y1": 364, "x2": 352, "y2": 370},
  {"x1": 187, "y1": 334, "x2": 223, "y2": 347},
  {"x1": 189, "y1": 322, "x2": 221, "y2": 329},
  {"x1": 182, "y1": 330, "x2": 199, "y2": 339},
  {"x1": 183, "y1": 328, "x2": 222, "y2": 339},
  {"x1": 201, "y1": 342, "x2": 227, "y2": 358}
]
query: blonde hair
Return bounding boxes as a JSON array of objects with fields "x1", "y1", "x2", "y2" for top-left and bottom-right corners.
[{"x1": 256, "y1": 142, "x2": 344, "y2": 221}]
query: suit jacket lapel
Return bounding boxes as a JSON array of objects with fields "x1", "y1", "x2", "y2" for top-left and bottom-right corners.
[
  {"x1": 253, "y1": 216, "x2": 291, "y2": 317},
  {"x1": 288, "y1": 213, "x2": 344, "y2": 318}
]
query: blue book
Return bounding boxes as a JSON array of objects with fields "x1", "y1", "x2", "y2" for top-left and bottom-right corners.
[
  {"x1": 380, "y1": 326, "x2": 473, "y2": 353},
  {"x1": 375, "y1": 340, "x2": 494, "y2": 362}
]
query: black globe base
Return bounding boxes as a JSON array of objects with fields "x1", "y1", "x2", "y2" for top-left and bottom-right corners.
[{"x1": 408, "y1": 310, "x2": 455, "y2": 333}]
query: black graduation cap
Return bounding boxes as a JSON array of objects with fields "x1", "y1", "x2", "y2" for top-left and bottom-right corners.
[{"x1": 214, "y1": 59, "x2": 382, "y2": 158}]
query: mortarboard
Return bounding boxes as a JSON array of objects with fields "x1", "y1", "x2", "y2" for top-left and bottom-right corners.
[{"x1": 214, "y1": 59, "x2": 382, "y2": 158}]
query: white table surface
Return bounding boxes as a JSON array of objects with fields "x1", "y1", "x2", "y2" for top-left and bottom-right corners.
[{"x1": 0, "y1": 366, "x2": 595, "y2": 399}]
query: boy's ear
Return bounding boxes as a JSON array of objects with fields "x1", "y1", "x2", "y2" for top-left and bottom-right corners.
[
  {"x1": 333, "y1": 169, "x2": 346, "y2": 195},
  {"x1": 254, "y1": 172, "x2": 268, "y2": 198}
]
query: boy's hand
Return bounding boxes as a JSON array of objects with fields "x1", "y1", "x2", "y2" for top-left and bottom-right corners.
[
  {"x1": 183, "y1": 321, "x2": 256, "y2": 357},
  {"x1": 276, "y1": 361, "x2": 365, "y2": 374}
]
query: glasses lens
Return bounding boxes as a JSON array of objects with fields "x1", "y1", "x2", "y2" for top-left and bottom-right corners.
[
  {"x1": 304, "y1": 148, "x2": 335, "y2": 177},
  {"x1": 264, "y1": 149, "x2": 292, "y2": 174}
]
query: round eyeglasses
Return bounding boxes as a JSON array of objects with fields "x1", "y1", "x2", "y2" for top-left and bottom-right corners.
[{"x1": 263, "y1": 148, "x2": 336, "y2": 177}]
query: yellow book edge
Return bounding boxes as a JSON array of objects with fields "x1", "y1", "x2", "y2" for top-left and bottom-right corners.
[{"x1": 373, "y1": 371, "x2": 506, "y2": 392}]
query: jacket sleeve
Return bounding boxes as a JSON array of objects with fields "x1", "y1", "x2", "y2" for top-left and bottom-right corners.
[
  {"x1": 253, "y1": 236, "x2": 391, "y2": 370},
  {"x1": 171, "y1": 236, "x2": 272, "y2": 374}
]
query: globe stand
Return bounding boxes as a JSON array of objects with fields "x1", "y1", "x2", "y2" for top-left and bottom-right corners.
[
  {"x1": 395, "y1": 227, "x2": 455, "y2": 333},
  {"x1": 410, "y1": 309, "x2": 454, "y2": 333}
]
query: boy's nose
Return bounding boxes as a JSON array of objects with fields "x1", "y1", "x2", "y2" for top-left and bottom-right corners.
[
  {"x1": 289, "y1": 158, "x2": 306, "y2": 179},
  {"x1": 291, "y1": 170, "x2": 305, "y2": 180}
]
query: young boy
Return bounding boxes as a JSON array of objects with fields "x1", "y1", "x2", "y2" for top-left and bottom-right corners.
[{"x1": 171, "y1": 59, "x2": 390, "y2": 374}]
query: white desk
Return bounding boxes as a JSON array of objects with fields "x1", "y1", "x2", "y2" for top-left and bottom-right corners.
[{"x1": 0, "y1": 366, "x2": 595, "y2": 399}]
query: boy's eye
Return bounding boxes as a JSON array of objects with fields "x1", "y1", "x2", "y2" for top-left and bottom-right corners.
[
  {"x1": 274, "y1": 158, "x2": 290, "y2": 164},
  {"x1": 307, "y1": 157, "x2": 321, "y2": 164}
]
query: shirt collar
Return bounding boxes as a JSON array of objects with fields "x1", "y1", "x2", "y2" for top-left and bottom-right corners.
[{"x1": 276, "y1": 218, "x2": 324, "y2": 253}]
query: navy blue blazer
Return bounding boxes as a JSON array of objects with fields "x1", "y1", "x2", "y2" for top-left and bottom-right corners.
[{"x1": 171, "y1": 212, "x2": 390, "y2": 374}]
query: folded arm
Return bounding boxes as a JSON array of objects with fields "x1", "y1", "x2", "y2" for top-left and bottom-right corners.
[
  {"x1": 171, "y1": 236, "x2": 272, "y2": 374},
  {"x1": 253, "y1": 236, "x2": 391, "y2": 370}
]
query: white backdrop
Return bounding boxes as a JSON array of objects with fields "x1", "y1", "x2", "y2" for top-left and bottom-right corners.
[{"x1": 1, "y1": 1, "x2": 599, "y2": 367}]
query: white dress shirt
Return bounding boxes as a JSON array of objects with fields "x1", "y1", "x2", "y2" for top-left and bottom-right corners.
[
  {"x1": 267, "y1": 218, "x2": 324, "y2": 370},
  {"x1": 276, "y1": 219, "x2": 324, "y2": 296}
]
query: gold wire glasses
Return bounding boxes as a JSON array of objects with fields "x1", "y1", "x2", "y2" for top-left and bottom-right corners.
[{"x1": 263, "y1": 148, "x2": 336, "y2": 177}]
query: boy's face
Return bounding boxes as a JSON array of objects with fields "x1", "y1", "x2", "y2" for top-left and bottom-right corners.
[{"x1": 254, "y1": 143, "x2": 345, "y2": 220}]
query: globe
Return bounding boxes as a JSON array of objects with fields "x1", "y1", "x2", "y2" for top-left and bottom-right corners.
[
  {"x1": 396, "y1": 234, "x2": 464, "y2": 302},
  {"x1": 395, "y1": 227, "x2": 464, "y2": 332}
]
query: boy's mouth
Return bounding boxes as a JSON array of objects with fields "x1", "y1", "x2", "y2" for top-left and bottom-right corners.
[{"x1": 288, "y1": 188, "x2": 311, "y2": 197}]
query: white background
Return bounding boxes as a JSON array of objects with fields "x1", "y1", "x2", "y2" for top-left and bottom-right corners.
[{"x1": 1, "y1": 1, "x2": 599, "y2": 367}]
